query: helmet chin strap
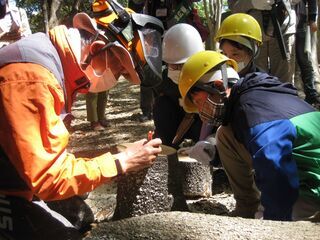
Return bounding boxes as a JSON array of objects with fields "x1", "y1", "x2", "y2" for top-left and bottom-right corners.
[
  {"x1": 81, "y1": 41, "x2": 115, "y2": 69},
  {"x1": 220, "y1": 63, "x2": 228, "y2": 89},
  {"x1": 250, "y1": 40, "x2": 260, "y2": 60}
]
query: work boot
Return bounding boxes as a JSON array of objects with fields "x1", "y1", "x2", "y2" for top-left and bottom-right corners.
[
  {"x1": 229, "y1": 201, "x2": 260, "y2": 219},
  {"x1": 138, "y1": 112, "x2": 153, "y2": 122},
  {"x1": 99, "y1": 119, "x2": 109, "y2": 127}
]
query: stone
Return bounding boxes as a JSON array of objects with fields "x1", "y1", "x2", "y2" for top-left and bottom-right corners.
[
  {"x1": 178, "y1": 154, "x2": 212, "y2": 198},
  {"x1": 113, "y1": 145, "x2": 187, "y2": 220}
]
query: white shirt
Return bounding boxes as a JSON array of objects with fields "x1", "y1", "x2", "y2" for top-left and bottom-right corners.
[{"x1": 0, "y1": 5, "x2": 31, "y2": 48}]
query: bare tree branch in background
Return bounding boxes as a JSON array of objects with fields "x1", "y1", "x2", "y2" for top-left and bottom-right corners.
[
  {"x1": 42, "y1": 0, "x2": 49, "y2": 33},
  {"x1": 317, "y1": 0, "x2": 320, "y2": 64},
  {"x1": 72, "y1": 0, "x2": 81, "y2": 15},
  {"x1": 313, "y1": 0, "x2": 320, "y2": 91},
  {"x1": 203, "y1": 0, "x2": 222, "y2": 50},
  {"x1": 48, "y1": 0, "x2": 62, "y2": 28}
]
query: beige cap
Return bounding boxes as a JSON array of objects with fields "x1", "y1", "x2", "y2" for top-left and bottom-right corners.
[
  {"x1": 73, "y1": 12, "x2": 140, "y2": 85},
  {"x1": 73, "y1": 12, "x2": 108, "y2": 42},
  {"x1": 110, "y1": 41, "x2": 140, "y2": 84}
]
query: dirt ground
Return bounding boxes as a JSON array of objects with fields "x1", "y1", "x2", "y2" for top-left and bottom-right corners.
[{"x1": 67, "y1": 77, "x2": 154, "y2": 157}]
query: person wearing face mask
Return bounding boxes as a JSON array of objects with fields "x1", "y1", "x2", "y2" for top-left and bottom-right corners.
[
  {"x1": 179, "y1": 50, "x2": 320, "y2": 221},
  {"x1": 176, "y1": 15, "x2": 262, "y2": 166},
  {"x1": 216, "y1": 13, "x2": 264, "y2": 77},
  {"x1": 84, "y1": 40, "x2": 130, "y2": 130},
  {"x1": 177, "y1": 50, "x2": 240, "y2": 166},
  {"x1": 151, "y1": 23, "x2": 204, "y2": 149},
  {"x1": 227, "y1": 0, "x2": 299, "y2": 84},
  {"x1": 0, "y1": 11, "x2": 163, "y2": 239}
]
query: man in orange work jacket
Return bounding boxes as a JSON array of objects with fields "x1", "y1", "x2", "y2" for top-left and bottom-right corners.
[{"x1": 0, "y1": 12, "x2": 163, "y2": 239}]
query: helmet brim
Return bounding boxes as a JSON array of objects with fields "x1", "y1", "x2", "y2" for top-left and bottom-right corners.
[{"x1": 73, "y1": 12, "x2": 109, "y2": 42}]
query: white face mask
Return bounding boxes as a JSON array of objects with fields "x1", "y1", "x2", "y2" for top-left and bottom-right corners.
[
  {"x1": 84, "y1": 52, "x2": 118, "y2": 93},
  {"x1": 168, "y1": 69, "x2": 181, "y2": 84},
  {"x1": 236, "y1": 61, "x2": 248, "y2": 73}
]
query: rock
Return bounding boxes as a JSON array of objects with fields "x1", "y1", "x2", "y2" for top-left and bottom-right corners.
[
  {"x1": 178, "y1": 155, "x2": 212, "y2": 198},
  {"x1": 113, "y1": 145, "x2": 181, "y2": 220},
  {"x1": 83, "y1": 211, "x2": 320, "y2": 240},
  {"x1": 84, "y1": 183, "x2": 117, "y2": 222}
]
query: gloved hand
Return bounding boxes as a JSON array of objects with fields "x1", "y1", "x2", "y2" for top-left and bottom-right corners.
[
  {"x1": 251, "y1": 0, "x2": 275, "y2": 10},
  {"x1": 178, "y1": 141, "x2": 216, "y2": 165}
]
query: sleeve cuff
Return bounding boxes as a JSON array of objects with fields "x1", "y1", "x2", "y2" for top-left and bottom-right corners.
[{"x1": 96, "y1": 152, "x2": 120, "y2": 178}]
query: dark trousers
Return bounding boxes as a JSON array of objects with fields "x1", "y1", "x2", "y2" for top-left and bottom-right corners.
[
  {"x1": 295, "y1": 22, "x2": 318, "y2": 101},
  {"x1": 140, "y1": 86, "x2": 154, "y2": 116},
  {"x1": 0, "y1": 195, "x2": 81, "y2": 240}
]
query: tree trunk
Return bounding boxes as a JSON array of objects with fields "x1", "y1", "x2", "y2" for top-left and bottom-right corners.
[
  {"x1": 203, "y1": 0, "x2": 223, "y2": 50},
  {"x1": 113, "y1": 145, "x2": 188, "y2": 220},
  {"x1": 42, "y1": 0, "x2": 49, "y2": 33},
  {"x1": 71, "y1": 0, "x2": 82, "y2": 15},
  {"x1": 313, "y1": 0, "x2": 320, "y2": 91},
  {"x1": 318, "y1": 0, "x2": 320, "y2": 62},
  {"x1": 48, "y1": 0, "x2": 63, "y2": 28},
  {"x1": 312, "y1": 25, "x2": 320, "y2": 91}
]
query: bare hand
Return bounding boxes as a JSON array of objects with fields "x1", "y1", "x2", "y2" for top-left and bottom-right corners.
[{"x1": 115, "y1": 138, "x2": 162, "y2": 173}]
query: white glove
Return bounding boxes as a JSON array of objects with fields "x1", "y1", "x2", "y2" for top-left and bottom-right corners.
[
  {"x1": 254, "y1": 204, "x2": 264, "y2": 219},
  {"x1": 251, "y1": 0, "x2": 275, "y2": 10},
  {"x1": 179, "y1": 141, "x2": 216, "y2": 166}
]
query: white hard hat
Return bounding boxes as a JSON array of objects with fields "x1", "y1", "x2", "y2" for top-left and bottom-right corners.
[{"x1": 162, "y1": 23, "x2": 204, "y2": 64}]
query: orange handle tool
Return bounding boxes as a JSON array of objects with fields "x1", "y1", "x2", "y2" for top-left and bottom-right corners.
[{"x1": 147, "y1": 131, "x2": 154, "y2": 141}]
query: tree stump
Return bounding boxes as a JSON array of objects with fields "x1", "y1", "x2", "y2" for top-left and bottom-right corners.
[
  {"x1": 178, "y1": 155, "x2": 212, "y2": 198},
  {"x1": 113, "y1": 145, "x2": 187, "y2": 220}
]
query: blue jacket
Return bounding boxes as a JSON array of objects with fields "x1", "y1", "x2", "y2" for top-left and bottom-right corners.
[{"x1": 225, "y1": 72, "x2": 320, "y2": 220}]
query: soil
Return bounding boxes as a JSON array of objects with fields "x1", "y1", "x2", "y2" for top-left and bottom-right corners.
[{"x1": 68, "y1": 77, "x2": 155, "y2": 157}]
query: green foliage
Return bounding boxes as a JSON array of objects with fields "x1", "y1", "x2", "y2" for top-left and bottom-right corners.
[
  {"x1": 16, "y1": 0, "x2": 92, "y2": 33},
  {"x1": 16, "y1": 0, "x2": 229, "y2": 33},
  {"x1": 16, "y1": 0, "x2": 42, "y2": 32},
  {"x1": 117, "y1": 0, "x2": 128, "y2": 6},
  {"x1": 192, "y1": 1, "x2": 229, "y2": 27},
  {"x1": 15, "y1": 0, "x2": 130, "y2": 33},
  {"x1": 193, "y1": 2, "x2": 207, "y2": 25}
]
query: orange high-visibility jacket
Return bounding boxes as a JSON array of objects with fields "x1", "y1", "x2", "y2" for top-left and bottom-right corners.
[{"x1": 0, "y1": 31, "x2": 119, "y2": 202}]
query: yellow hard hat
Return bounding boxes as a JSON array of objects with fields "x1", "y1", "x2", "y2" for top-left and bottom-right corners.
[
  {"x1": 216, "y1": 13, "x2": 262, "y2": 46},
  {"x1": 178, "y1": 50, "x2": 237, "y2": 113}
]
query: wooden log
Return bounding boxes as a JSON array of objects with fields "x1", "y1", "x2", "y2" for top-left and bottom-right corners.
[
  {"x1": 113, "y1": 145, "x2": 188, "y2": 220},
  {"x1": 178, "y1": 154, "x2": 212, "y2": 198}
]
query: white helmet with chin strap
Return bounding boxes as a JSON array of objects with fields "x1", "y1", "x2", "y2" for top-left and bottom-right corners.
[{"x1": 162, "y1": 23, "x2": 204, "y2": 64}]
